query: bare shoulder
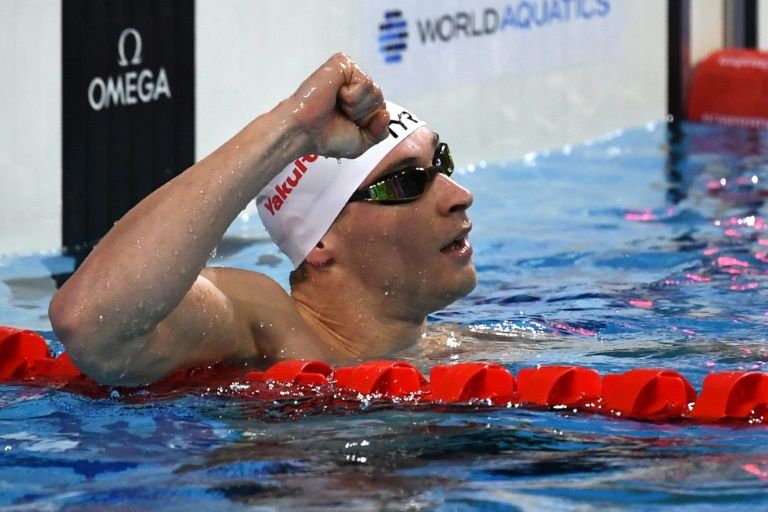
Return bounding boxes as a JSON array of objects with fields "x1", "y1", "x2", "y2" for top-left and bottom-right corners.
[
  {"x1": 201, "y1": 267, "x2": 290, "y2": 301},
  {"x1": 200, "y1": 267, "x2": 296, "y2": 324},
  {"x1": 200, "y1": 267, "x2": 313, "y2": 360}
]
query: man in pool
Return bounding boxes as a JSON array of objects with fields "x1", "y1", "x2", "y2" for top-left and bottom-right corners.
[{"x1": 48, "y1": 54, "x2": 477, "y2": 386}]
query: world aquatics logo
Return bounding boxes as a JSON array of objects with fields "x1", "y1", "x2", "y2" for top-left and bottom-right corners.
[{"x1": 378, "y1": 10, "x2": 408, "y2": 63}]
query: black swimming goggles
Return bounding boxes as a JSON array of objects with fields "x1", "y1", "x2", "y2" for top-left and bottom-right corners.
[{"x1": 347, "y1": 142, "x2": 454, "y2": 204}]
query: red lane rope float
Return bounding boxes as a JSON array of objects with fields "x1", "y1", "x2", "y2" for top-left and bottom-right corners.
[
  {"x1": 603, "y1": 369, "x2": 697, "y2": 420},
  {"x1": 430, "y1": 362, "x2": 515, "y2": 405},
  {"x1": 2, "y1": 326, "x2": 768, "y2": 423},
  {"x1": 690, "y1": 372, "x2": 768, "y2": 421},
  {"x1": 0, "y1": 326, "x2": 81, "y2": 382},
  {"x1": 517, "y1": 366, "x2": 601, "y2": 408}
]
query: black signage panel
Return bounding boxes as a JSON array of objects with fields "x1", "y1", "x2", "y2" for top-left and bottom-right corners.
[{"x1": 62, "y1": 0, "x2": 195, "y2": 254}]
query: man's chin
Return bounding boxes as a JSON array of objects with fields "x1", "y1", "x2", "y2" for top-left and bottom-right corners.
[{"x1": 439, "y1": 266, "x2": 478, "y2": 307}]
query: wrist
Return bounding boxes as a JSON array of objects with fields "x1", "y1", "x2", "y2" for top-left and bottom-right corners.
[{"x1": 265, "y1": 97, "x2": 317, "y2": 161}]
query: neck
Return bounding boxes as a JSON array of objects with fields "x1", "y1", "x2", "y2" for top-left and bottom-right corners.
[{"x1": 290, "y1": 277, "x2": 426, "y2": 361}]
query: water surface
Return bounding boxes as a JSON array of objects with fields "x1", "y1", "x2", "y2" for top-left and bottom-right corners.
[{"x1": 2, "y1": 122, "x2": 768, "y2": 510}]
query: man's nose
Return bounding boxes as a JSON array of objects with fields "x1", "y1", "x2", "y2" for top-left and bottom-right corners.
[{"x1": 434, "y1": 174, "x2": 473, "y2": 215}]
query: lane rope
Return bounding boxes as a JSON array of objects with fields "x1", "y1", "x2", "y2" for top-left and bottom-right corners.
[{"x1": 2, "y1": 326, "x2": 766, "y2": 423}]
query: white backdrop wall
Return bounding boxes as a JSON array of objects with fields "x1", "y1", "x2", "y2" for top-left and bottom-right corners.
[
  {"x1": 3, "y1": 0, "x2": 761, "y2": 256},
  {"x1": 0, "y1": 0, "x2": 61, "y2": 255},
  {"x1": 195, "y1": 0, "x2": 667, "y2": 167},
  {"x1": 762, "y1": 0, "x2": 768, "y2": 49}
]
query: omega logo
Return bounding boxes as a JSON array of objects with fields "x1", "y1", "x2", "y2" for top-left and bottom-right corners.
[
  {"x1": 117, "y1": 28, "x2": 143, "y2": 66},
  {"x1": 87, "y1": 27, "x2": 172, "y2": 111}
]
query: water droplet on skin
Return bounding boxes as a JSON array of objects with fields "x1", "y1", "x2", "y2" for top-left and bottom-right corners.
[
  {"x1": 98, "y1": 315, "x2": 104, "y2": 322},
  {"x1": 188, "y1": 225, "x2": 194, "y2": 234}
]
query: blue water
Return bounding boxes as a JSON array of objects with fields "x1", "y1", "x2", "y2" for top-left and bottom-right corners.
[{"x1": 2, "y1": 121, "x2": 768, "y2": 510}]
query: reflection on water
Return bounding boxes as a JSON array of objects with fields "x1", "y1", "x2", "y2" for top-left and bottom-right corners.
[{"x1": 2, "y1": 122, "x2": 768, "y2": 509}]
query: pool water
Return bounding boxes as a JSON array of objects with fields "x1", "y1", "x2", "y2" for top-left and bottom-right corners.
[{"x1": 2, "y1": 121, "x2": 768, "y2": 510}]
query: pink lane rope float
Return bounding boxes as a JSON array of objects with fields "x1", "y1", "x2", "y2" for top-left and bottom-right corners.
[{"x1": 2, "y1": 325, "x2": 768, "y2": 423}]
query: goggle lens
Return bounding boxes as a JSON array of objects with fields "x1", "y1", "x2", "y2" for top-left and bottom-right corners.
[
  {"x1": 348, "y1": 142, "x2": 453, "y2": 204},
  {"x1": 364, "y1": 171, "x2": 431, "y2": 202}
]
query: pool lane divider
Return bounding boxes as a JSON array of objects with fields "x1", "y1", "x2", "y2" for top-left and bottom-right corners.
[{"x1": 2, "y1": 326, "x2": 768, "y2": 424}]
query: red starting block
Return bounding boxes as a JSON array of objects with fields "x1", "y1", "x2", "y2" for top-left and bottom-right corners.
[{"x1": 688, "y1": 49, "x2": 768, "y2": 129}]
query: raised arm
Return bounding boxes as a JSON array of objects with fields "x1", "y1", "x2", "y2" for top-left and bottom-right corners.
[{"x1": 49, "y1": 53, "x2": 390, "y2": 386}]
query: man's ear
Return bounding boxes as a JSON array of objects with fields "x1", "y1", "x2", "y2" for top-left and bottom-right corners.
[{"x1": 305, "y1": 240, "x2": 332, "y2": 266}]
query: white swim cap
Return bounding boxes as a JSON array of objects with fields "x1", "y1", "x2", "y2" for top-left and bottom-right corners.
[{"x1": 256, "y1": 102, "x2": 426, "y2": 268}]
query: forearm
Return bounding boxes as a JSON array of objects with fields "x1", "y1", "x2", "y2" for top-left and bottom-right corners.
[{"x1": 50, "y1": 101, "x2": 308, "y2": 346}]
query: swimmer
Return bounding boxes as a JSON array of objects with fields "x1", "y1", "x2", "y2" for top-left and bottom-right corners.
[{"x1": 48, "y1": 53, "x2": 477, "y2": 386}]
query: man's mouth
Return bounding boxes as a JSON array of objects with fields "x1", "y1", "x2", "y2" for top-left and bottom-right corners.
[
  {"x1": 441, "y1": 223, "x2": 472, "y2": 254},
  {"x1": 442, "y1": 235, "x2": 469, "y2": 253}
]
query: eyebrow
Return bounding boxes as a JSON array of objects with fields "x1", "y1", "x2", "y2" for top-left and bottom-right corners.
[{"x1": 369, "y1": 132, "x2": 441, "y2": 182}]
